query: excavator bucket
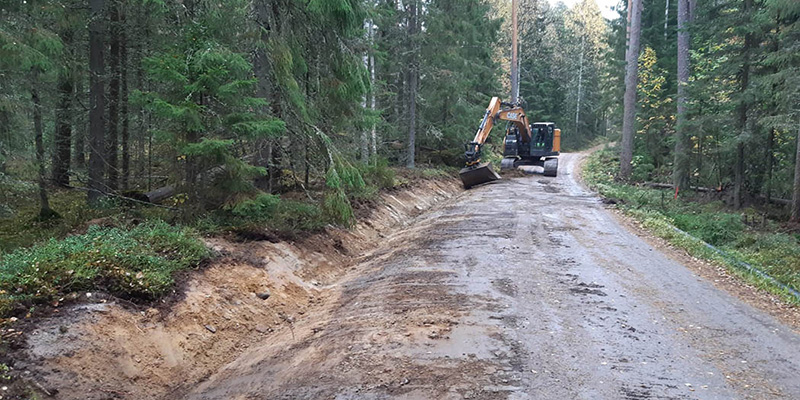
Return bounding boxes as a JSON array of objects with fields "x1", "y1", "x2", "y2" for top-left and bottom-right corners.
[{"x1": 459, "y1": 162, "x2": 501, "y2": 189}]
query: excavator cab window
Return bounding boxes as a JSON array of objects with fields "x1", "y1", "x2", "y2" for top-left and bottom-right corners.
[{"x1": 531, "y1": 126, "x2": 546, "y2": 148}]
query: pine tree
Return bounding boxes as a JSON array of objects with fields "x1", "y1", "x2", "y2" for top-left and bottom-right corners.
[
  {"x1": 106, "y1": 0, "x2": 121, "y2": 192},
  {"x1": 52, "y1": 23, "x2": 75, "y2": 188},
  {"x1": 672, "y1": 0, "x2": 693, "y2": 192},
  {"x1": 137, "y1": 0, "x2": 284, "y2": 211},
  {"x1": 0, "y1": 1, "x2": 64, "y2": 218},
  {"x1": 406, "y1": 0, "x2": 419, "y2": 168},
  {"x1": 620, "y1": 0, "x2": 643, "y2": 179},
  {"x1": 88, "y1": 0, "x2": 106, "y2": 205}
]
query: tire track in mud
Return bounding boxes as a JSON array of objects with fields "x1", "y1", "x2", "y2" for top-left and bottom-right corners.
[{"x1": 187, "y1": 153, "x2": 800, "y2": 400}]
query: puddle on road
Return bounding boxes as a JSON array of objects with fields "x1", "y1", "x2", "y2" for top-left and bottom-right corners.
[{"x1": 415, "y1": 317, "x2": 504, "y2": 361}]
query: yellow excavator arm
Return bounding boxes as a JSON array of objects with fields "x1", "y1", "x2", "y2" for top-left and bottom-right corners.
[
  {"x1": 465, "y1": 97, "x2": 532, "y2": 167},
  {"x1": 469, "y1": 97, "x2": 532, "y2": 148}
]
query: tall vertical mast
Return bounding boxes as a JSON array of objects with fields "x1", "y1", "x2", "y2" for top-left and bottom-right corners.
[{"x1": 510, "y1": 0, "x2": 519, "y2": 104}]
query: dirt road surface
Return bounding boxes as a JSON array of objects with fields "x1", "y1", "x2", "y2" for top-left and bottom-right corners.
[{"x1": 184, "y1": 152, "x2": 800, "y2": 399}]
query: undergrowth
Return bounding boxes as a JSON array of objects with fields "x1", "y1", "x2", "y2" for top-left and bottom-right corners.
[
  {"x1": 0, "y1": 187, "x2": 171, "y2": 253},
  {"x1": 0, "y1": 220, "x2": 209, "y2": 317},
  {"x1": 199, "y1": 158, "x2": 403, "y2": 236},
  {"x1": 584, "y1": 147, "x2": 800, "y2": 304}
]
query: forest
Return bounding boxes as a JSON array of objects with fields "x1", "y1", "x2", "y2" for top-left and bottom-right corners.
[{"x1": 0, "y1": 0, "x2": 798, "y2": 296}]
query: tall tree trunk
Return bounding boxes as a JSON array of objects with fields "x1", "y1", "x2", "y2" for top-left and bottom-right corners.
[
  {"x1": 672, "y1": 0, "x2": 691, "y2": 192},
  {"x1": 32, "y1": 79, "x2": 57, "y2": 219},
  {"x1": 73, "y1": 76, "x2": 86, "y2": 169},
  {"x1": 52, "y1": 67, "x2": 74, "y2": 187},
  {"x1": 106, "y1": 0, "x2": 120, "y2": 192},
  {"x1": 626, "y1": 0, "x2": 632, "y2": 48},
  {"x1": 406, "y1": 0, "x2": 418, "y2": 169},
  {"x1": 764, "y1": 128, "x2": 774, "y2": 204},
  {"x1": 136, "y1": 33, "x2": 148, "y2": 185},
  {"x1": 734, "y1": 0, "x2": 754, "y2": 210},
  {"x1": 361, "y1": 19, "x2": 370, "y2": 164},
  {"x1": 763, "y1": 19, "x2": 780, "y2": 206},
  {"x1": 369, "y1": 21, "x2": 377, "y2": 162},
  {"x1": 120, "y1": 7, "x2": 130, "y2": 190},
  {"x1": 253, "y1": 0, "x2": 276, "y2": 192},
  {"x1": 664, "y1": 0, "x2": 670, "y2": 42},
  {"x1": 88, "y1": 0, "x2": 106, "y2": 205},
  {"x1": 510, "y1": 0, "x2": 519, "y2": 103},
  {"x1": 575, "y1": 35, "x2": 584, "y2": 136},
  {"x1": 137, "y1": 58, "x2": 145, "y2": 179},
  {"x1": 792, "y1": 125, "x2": 800, "y2": 222},
  {"x1": 734, "y1": 143, "x2": 745, "y2": 208},
  {"x1": 620, "y1": 0, "x2": 642, "y2": 180}
]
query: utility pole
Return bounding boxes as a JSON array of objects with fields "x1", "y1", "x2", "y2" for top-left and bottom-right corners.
[{"x1": 510, "y1": 0, "x2": 519, "y2": 104}]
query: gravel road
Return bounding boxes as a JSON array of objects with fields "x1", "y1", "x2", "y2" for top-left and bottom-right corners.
[{"x1": 187, "y1": 152, "x2": 800, "y2": 400}]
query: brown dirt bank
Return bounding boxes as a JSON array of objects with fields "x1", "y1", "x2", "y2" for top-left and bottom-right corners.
[{"x1": 5, "y1": 178, "x2": 461, "y2": 400}]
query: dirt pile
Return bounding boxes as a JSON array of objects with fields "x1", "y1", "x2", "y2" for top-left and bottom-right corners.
[{"x1": 9, "y1": 178, "x2": 460, "y2": 400}]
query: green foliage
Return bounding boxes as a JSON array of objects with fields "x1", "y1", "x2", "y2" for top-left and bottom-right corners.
[
  {"x1": 360, "y1": 158, "x2": 396, "y2": 190},
  {"x1": 519, "y1": 0, "x2": 609, "y2": 150},
  {"x1": 271, "y1": 201, "x2": 325, "y2": 232},
  {"x1": 199, "y1": 195, "x2": 327, "y2": 236},
  {"x1": 321, "y1": 162, "x2": 363, "y2": 226},
  {"x1": 671, "y1": 213, "x2": 744, "y2": 246},
  {"x1": 0, "y1": 221, "x2": 209, "y2": 316},
  {"x1": 136, "y1": 2, "x2": 285, "y2": 210},
  {"x1": 229, "y1": 193, "x2": 281, "y2": 218},
  {"x1": 0, "y1": 172, "x2": 36, "y2": 219},
  {"x1": 322, "y1": 188, "x2": 354, "y2": 226},
  {"x1": 419, "y1": 167, "x2": 455, "y2": 179},
  {"x1": 636, "y1": 46, "x2": 673, "y2": 170},
  {"x1": 0, "y1": 190, "x2": 172, "y2": 254}
]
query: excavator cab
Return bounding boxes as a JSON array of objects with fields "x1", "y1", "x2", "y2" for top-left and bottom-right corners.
[{"x1": 530, "y1": 123, "x2": 559, "y2": 154}]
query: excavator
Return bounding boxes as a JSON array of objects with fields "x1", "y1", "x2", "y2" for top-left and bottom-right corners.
[{"x1": 459, "y1": 97, "x2": 561, "y2": 189}]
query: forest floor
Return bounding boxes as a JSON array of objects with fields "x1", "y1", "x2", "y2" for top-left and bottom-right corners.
[{"x1": 6, "y1": 150, "x2": 800, "y2": 399}]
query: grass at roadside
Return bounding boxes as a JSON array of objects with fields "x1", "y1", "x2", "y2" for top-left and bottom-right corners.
[{"x1": 584, "y1": 147, "x2": 800, "y2": 304}]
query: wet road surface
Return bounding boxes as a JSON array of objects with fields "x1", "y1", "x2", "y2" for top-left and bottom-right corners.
[{"x1": 188, "y1": 152, "x2": 800, "y2": 400}]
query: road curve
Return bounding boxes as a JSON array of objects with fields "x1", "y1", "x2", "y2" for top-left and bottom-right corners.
[{"x1": 187, "y1": 152, "x2": 800, "y2": 400}]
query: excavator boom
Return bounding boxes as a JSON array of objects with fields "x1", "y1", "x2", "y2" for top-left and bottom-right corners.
[
  {"x1": 459, "y1": 98, "x2": 501, "y2": 188},
  {"x1": 459, "y1": 97, "x2": 531, "y2": 188}
]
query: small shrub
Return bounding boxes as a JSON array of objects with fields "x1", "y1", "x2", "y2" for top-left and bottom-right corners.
[
  {"x1": 230, "y1": 193, "x2": 280, "y2": 219},
  {"x1": 420, "y1": 168, "x2": 452, "y2": 179},
  {"x1": 322, "y1": 189, "x2": 355, "y2": 227},
  {"x1": 631, "y1": 156, "x2": 655, "y2": 182},
  {"x1": 671, "y1": 213, "x2": 744, "y2": 246},
  {"x1": 361, "y1": 158, "x2": 396, "y2": 189},
  {"x1": 273, "y1": 200, "x2": 325, "y2": 232}
]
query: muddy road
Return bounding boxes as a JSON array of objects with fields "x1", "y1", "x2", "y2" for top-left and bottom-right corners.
[{"x1": 184, "y1": 152, "x2": 800, "y2": 399}]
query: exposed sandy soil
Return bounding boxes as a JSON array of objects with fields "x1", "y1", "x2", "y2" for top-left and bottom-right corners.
[
  {"x1": 6, "y1": 151, "x2": 800, "y2": 400},
  {"x1": 6, "y1": 178, "x2": 460, "y2": 399}
]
